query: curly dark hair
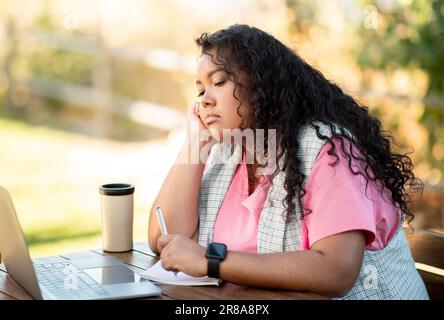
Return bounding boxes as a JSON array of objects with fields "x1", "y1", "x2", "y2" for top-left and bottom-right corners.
[{"x1": 195, "y1": 24, "x2": 423, "y2": 224}]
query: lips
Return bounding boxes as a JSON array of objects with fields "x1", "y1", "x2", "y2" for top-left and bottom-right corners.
[{"x1": 205, "y1": 113, "x2": 220, "y2": 124}]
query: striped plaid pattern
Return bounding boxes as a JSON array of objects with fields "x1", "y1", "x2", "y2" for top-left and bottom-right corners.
[
  {"x1": 341, "y1": 226, "x2": 429, "y2": 300},
  {"x1": 198, "y1": 122, "x2": 429, "y2": 299}
]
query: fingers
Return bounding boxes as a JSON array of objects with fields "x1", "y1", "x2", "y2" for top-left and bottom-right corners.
[
  {"x1": 159, "y1": 236, "x2": 179, "y2": 273},
  {"x1": 188, "y1": 101, "x2": 199, "y2": 114},
  {"x1": 186, "y1": 102, "x2": 201, "y2": 124},
  {"x1": 157, "y1": 234, "x2": 175, "y2": 253},
  {"x1": 193, "y1": 102, "x2": 201, "y2": 119},
  {"x1": 160, "y1": 257, "x2": 179, "y2": 273}
]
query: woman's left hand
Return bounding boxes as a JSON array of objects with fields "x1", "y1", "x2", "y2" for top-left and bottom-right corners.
[{"x1": 157, "y1": 234, "x2": 207, "y2": 277}]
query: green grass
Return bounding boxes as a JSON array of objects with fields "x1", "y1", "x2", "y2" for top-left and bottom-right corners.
[{"x1": 0, "y1": 117, "x2": 176, "y2": 258}]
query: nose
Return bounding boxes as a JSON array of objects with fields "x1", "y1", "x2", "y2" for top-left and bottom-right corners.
[{"x1": 201, "y1": 92, "x2": 215, "y2": 108}]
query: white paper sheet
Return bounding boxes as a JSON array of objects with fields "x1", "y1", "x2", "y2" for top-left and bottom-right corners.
[{"x1": 140, "y1": 260, "x2": 221, "y2": 286}]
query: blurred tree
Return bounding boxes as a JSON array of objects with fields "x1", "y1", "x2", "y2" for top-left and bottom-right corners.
[
  {"x1": 2, "y1": 18, "x2": 20, "y2": 117},
  {"x1": 285, "y1": 0, "x2": 318, "y2": 36},
  {"x1": 355, "y1": 0, "x2": 444, "y2": 177}
]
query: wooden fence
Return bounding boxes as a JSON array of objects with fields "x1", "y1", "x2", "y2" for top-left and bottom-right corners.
[{"x1": 0, "y1": 19, "x2": 193, "y2": 135}]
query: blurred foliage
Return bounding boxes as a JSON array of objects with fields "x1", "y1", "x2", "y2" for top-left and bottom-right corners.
[
  {"x1": 0, "y1": 6, "x2": 190, "y2": 141},
  {"x1": 285, "y1": 0, "x2": 317, "y2": 34},
  {"x1": 112, "y1": 59, "x2": 189, "y2": 109},
  {"x1": 27, "y1": 7, "x2": 95, "y2": 85},
  {"x1": 357, "y1": 0, "x2": 443, "y2": 87},
  {"x1": 29, "y1": 49, "x2": 94, "y2": 86},
  {"x1": 356, "y1": 0, "x2": 444, "y2": 175}
]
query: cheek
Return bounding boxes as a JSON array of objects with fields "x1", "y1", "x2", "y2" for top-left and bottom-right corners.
[
  {"x1": 210, "y1": 82, "x2": 249, "y2": 130},
  {"x1": 223, "y1": 102, "x2": 250, "y2": 130},
  {"x1": 224, "y1": 111, "x2": 243, "y2": 129},
  {"x1": 219, "y1": 95, "x2": 244, "y2": 127}
]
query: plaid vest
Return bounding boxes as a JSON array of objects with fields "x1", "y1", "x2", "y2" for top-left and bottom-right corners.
[{"x1": 198, "y1": 123, "x2": 429, "y2": 299}]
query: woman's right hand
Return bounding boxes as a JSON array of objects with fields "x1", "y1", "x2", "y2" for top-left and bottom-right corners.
[
  {"x1": 186, "y1": 101, "x2": 214, "y2": 148},
  {"x1": 182, "y1": 101, "x2": 216, "y2": 164},
  {"x1": 186, "y1": 101, "x2": 206, "y2": 137}
]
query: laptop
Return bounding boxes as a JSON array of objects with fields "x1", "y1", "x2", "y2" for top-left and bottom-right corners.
[{"x1": 0, "y1": 186, "x2": 162, "y2": 300}]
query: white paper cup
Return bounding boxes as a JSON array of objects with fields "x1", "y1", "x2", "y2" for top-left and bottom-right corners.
[{"x1": 99, "y1": 183, "x2": 135, "y2": 252}]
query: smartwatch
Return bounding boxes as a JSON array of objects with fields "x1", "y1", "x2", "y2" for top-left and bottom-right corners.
[{"x1": 205, "y1": 242, "x2": 227, "y2": 278}]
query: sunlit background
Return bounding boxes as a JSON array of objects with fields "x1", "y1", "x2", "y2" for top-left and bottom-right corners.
[{"x1": 0, "y1": 0, "x2": 443, "y2": 258}]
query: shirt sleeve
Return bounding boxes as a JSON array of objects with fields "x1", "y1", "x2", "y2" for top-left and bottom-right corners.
[{"x1": 302, "y1": 138, "x2": 377, "y2": 249}]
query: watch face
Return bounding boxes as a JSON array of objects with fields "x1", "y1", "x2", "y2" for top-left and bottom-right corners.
[{"x1": 206, "y1": 243, "x2": 227, "y2": 260}]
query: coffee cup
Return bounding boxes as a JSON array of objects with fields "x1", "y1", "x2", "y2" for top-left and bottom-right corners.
[{"x1": 99, "y1": 183, "x2": 135, "y2": 252}]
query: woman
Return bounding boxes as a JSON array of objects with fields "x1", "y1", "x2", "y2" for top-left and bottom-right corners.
[{"x1": 148, "y1": 24, "x2": 428, "y2": 299}]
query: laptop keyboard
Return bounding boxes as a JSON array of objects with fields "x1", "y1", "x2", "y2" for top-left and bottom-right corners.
[{"x1": 34, "y1": 262, "x2": 109, "y2": 299}]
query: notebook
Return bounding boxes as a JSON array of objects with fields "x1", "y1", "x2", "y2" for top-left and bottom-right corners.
[{"x1": 140, "y1": 260, "x2": 221, "y2": 286}]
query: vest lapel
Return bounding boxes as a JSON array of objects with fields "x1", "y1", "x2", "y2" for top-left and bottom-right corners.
[
  {"x1": 198, "y1": 143, "x2": 243, "y2": 246},
  {"x1": 257, "y1": 158, "x2": 288, "y2": 253}
]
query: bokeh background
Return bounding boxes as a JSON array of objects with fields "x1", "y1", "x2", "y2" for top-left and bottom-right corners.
[{"x1": 0, "y1": 0, "x2": 443, "y2": 258}]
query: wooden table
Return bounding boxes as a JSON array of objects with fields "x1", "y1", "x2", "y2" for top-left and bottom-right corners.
[{"x1": 0, "y1": 242, "x2": 327, "y2": 300}]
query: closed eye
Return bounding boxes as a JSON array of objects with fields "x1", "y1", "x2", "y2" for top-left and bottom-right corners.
[{"x1": 196, "y1": 81, "x2": 225, "y2": 97}]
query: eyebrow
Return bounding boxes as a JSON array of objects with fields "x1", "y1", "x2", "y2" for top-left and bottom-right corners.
[{"x1": 195, "y1": 68, "x2": 225, "y2": 85}]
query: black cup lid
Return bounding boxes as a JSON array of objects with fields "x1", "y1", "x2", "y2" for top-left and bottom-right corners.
[{"x1": 100, "y1": 183, "x2": 135, "y2": 196}]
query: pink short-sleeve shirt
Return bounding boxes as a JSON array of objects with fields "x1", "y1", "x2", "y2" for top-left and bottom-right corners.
[
  {"x1": 212, "y1": 139, "x2": 400, "y2": 253},
  {"x1": 212, "y1": 149, "x2": 271, "y2": 253}
]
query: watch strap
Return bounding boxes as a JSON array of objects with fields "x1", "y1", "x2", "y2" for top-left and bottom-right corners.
[{"x1": 207, "y1": 258, "x2": 220, "y2": 278}]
